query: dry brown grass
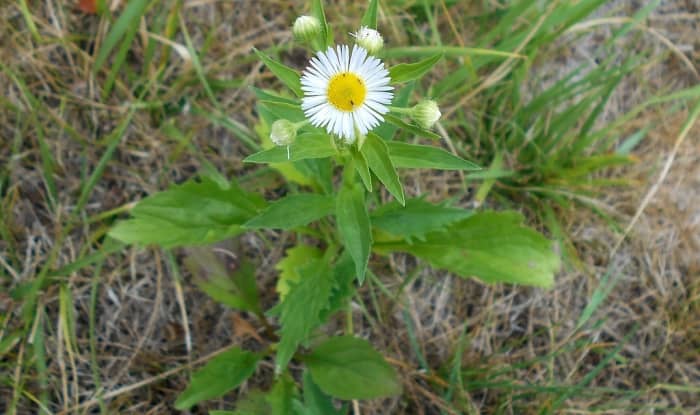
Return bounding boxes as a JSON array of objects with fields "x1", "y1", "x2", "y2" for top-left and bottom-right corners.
[{"x1": 1, "y1": 1, "x2": 699, "y2": 414}]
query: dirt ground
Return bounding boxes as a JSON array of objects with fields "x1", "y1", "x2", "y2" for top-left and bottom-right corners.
[{"x1": 1, "y1": 0, "x2": 699, "y2": 414}]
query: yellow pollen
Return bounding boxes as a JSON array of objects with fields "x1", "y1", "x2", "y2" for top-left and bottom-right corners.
[{"x1": 327, "y1": 72, "x2": 366, "y2": 112}]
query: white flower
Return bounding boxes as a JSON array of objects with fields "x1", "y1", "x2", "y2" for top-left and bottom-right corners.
[
  {"x1": 301, "y1": 45, "x2": 393, "y2": 143},
  {"x1": 293, "y1": 15, "x2": 321, "y2": 42},
  {"x1": 412, "y1": 100, "x2": 441, "y2": 129},
  {"x1": 352, "y1": 26, "x2": 384, "y2": 55},
  {"x1": 270, "y1": 119, "x2": 297, "y2": 146}
]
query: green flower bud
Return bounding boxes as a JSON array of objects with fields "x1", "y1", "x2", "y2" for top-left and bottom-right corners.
[
  {"x1": 411, "y1": 100, "x2": 441, "y2": 129},
  {"x1": 293, "y1": 15, "x2": 321, "y2": 43},
  {"x1": 353, "y1": 26, "x2": 384, "y2": 55},
  {"x1": 270, "y1": 119, "x2": 297, "y2": 146}
]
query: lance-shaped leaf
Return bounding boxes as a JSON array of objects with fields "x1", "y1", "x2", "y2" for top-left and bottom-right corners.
[
  {"x1": 389, "y1": 54, "x2": 443, "y2": 84},
  {"x1": 174, "y1": 347, "x2": 261, "y2": 410},
  {"x1": 374, "y1": 211, "x2": 560, "y2": 287},
  {"x1": 361, "y1": 0, "x2": 379, "y2": 29},
  {"x1": 109, "y1": 177, "x2": 264, "y2": 248},
  {"x1": 371, "y1": 198, "x2": 473, "y2": 241},
  {"x1": 253, "y1": 48, "x2": 303, "y2": 97},
  {"x1": 245, "y1": 133, "x2": 337, "y2": 164},
  {"x1": 336, "y1": 182, "x2": 372, "y2": 283},
  {"x1": 361, "y1": 132, "x2": 405, "y2": 205},
  {"x1": 245, "y1": 193, "x2": 335, "y2": 230},
  {"x1": 387, "y1": 141, "x2": 480, "y2": 170}
]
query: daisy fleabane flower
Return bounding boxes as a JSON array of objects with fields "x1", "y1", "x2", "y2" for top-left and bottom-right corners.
[{"x1": 301, "y1": 45, "x2": 393, "y2": 144}]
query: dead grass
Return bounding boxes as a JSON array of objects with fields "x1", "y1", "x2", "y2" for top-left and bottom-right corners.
[{"x1": 1, "y1": 1, "x2": 699, "y2": 414}]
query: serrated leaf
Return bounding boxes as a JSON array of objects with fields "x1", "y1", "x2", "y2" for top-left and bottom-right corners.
[
  {"x1": 245, "y1": 194, "x2": 334, "y2": 230},
  {"x1": 109, "y1": 178, "x2": 264, "y2": 248},
  {"x1": 253, "y1": 48, "x2": 303, "y2": 97},
  {"x1": 275, "y1": 245, "x2": 323, "y2": 299},
  {"x1": 386, "y1": 142, "x2": 480, "y2": 170},
  {"x1": 361, "y1": 132, "x2": 405, "y2": 205},
  {"x1": 361, "y1": 0, "x2": 379, "y2": 28},
  {"x1": 305, "y1": 336, "x2": 401, "y2": 400},
  {"x1": 185, "y1": 250, "x2": 261, "y2": 314},
  {"x1": 276, "y1": 258, "x2": 333, "y2": 373},
  {"x1": 319, "y1": 251, "x2": 357, "y2": 322},
  {"x1": 389, "y1": 54, "x2": 443, "y2": 84},
  {"x1": 336, "y1": 182, "x2": 372, "y2": 283},
  {"x1": 371, "y1": 198, "x2": 473, "y2": 240},
  {"x1": 375, "y1": 211, "x2": 559, "y2": 287},
  {"x1": 175, "y1": 347, "x2": 261, "y2": 410},
  {"x1": 245, "y1": 133, "x2": 336, "y2": 164}
]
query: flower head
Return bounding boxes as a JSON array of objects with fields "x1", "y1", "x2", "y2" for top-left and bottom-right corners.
[
  {"x1": 412, "y1": 100, "x2": 441, "y2": 129},
  {"x1": 352, "y1": 26, "x2": 384, "y2": 55},
  {"x1": 270, "y1": 119, "x2": 297, "y2": 146},
  {"x1": 293, "y1": 15, "x2": 321, "y2": 42},
  {"x1": 301, "y1": 45, "x2": 393, "y2": 143}
]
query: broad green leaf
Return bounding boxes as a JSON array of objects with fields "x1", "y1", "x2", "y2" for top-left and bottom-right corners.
[
  {"x1": 253, "y1": 48, "x2": 303, "y2": 97},
  {"x1": 336, "y1": 182, "x2": 372, "y2": 283},
  {"x1": 361, "y1": 0, "x2": 379, "y2": 29},
  {"x1": 245, "y1": 194, "x2": 334, "y2": 230},
  {"x1": 185, "y1": 250, "x2": 261, "y2": 314},
  {"x1": 93, "y1": 0, "x2": 150, "y2": 72},
  {"x1": 389, "y1": 54, "x2": 443, "y2": 84},
  {"x1": 109, "y1": 178, "x2": 264, "y2": 248},
  {"x1": 175, "y1": 347, "x2": 261, "y2": 410},
  {"x1": 375, "y1": 211, "x2": 560, "y2": 287},
  {"x1": 371, "y1": 198, "x2": 473, "y2": 241},
  {"x1": 305, "y1": 336, "x2": 401, "y2": 400},
  {"x1": 293, "y1": 371, "x2": 348, "y2": 415},
  {"x1": 361, "y1": 133, "x2": 405, "y2": 205},
  {"x1": 311, "y1": 0, "x2": 332, "y2": 49},
  {"x1": 231, "y1": 375, "x2": 297, "y2": 415},
  {"x1": 319, "y1": 251, "x2": 357, "y2": 322},
  {"x1": 384, "y1": 113, "x2": 442, "y2": 140},
  {"x1": 275, "y1": 245, "x2": 323, "y2": 299},
  {"x1": 386, "y1": 142, "x2": 480, "y2": 170},
  {"x1": 245, "y1": 133, "x2": 336, "y2": 163},
  {"x1": 276, "y1": 258, "x2": 333, "y2": 373}
]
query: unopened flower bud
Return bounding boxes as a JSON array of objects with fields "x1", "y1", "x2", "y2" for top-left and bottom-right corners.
[
  {"x1": 293, "y1": 15, "x2": 321, "y2": 43},
  {"x1": 270, "y1": 119, "x2": 297, "y2": 146},
  {"x1": 412, "y1": 100, "x2": 441, "y2": 129},
  {"x1": 353, "y1": 26, "x2": 384, "y2": 55}
]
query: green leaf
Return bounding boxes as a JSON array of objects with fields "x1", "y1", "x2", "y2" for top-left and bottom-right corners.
[
  {"x1": 311, "y1": 0, "x2": 332, "y2": 49},
  {"x1": 351, "y1": 148, "x2": 372, "y2": 191},
  {"x1": 93, "y1": 0, "x2": 151, "y2": 72},
  {"x1": 383, "y1": 113, "x2": 442, "y2": 140},
  {"x1": 259, "y1": 100, "x2": 305, "y2": 122},
  {"x1": 388, "y1": 54, "x2": 443, "y2": 84},
  {"x1": 294, "y1": 371, "x2": 348, "y2": 415},
  {"x1": 386, "y1": 142, "x2": 480, "y2": 170},
  {"x1": 304, "y1": 336, "x2": 401, "y2": 400},
  {"x1": 375, "y1": 211, "x2": 560, "y2": 287},
  {"x1": 175, "y1": 347, "x2": 261, "y2": 410},
  {"x1": 371, "y1": 198, "x2": 473, "y2": 241},
  {"x1": 253, "y1": 48, "x2": 303, "y2": 97},
  {"x1": 244, "y1": 133, "x2": 336, "y2": 163},
  {"x1": 276, "y1": 258, "x2": 333, "y2": 373},
  {"x1": 275, "y1": 245, "x2": 323, "y2": 299},
  {"x1": 374, "y1": 82, "x2": 414, "y2": 139},
  {"x1": 245, "y1": 194, "x2": 334, "y2": 230},
  {"x1": 185, "y1": 250, "x2": 261, "y2": 314},
  {"x1": 109, "y1": 178, "x2": 264, "y2": 248},
  {"x1": 319, "y1": 251, "x2": 357, "y2": 322},
  {"x1": 336, "y1": 183, "x2": 372, "y2": 283},
  {"x1": 361, "y1": 0, "x2": 379, "y2": 29},
  {"x1": 361, "y1": 133, "x2": 405, "y2": 205}
]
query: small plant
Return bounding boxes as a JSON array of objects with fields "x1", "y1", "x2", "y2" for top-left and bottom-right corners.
[{"x1": 108, "y1": 0, "x2": 560, "y2": 411}]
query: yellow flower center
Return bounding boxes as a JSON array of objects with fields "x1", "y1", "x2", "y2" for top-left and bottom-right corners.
[{"x1": 327, "y1": 72, "x2": 366, "y2": 112}]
